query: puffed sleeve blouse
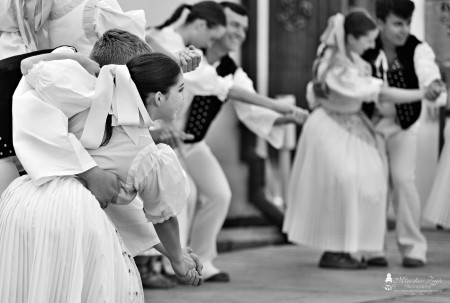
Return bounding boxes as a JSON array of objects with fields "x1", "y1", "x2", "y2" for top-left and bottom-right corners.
[{"x1": 310, "y1": 48, "x2": 384, "y2": 113}]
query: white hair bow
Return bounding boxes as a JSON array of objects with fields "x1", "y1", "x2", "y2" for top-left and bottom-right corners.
[
  {"x1": 80, "y1": 65, "x2": 153, "y2": 149},
  {"x1": 319, "y1": 13, "x2": 346, "y2": 56}
]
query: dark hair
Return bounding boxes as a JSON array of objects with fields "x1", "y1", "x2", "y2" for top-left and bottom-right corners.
[
  {"x1": 101, "y1": 53, "x2": 181, "y2": 146},
  {"x1": 156, "y1": 1, "x2": 226, "y2": 30},
  {"x1": 220, "y1": 1, "x2": 248, "y2": 16},
  {"x1": 127, "y1": 53, "x2": 181, "y2": 103},
  {"x1": 375, "y1": 0, "x2": 415, "y2": 21},
  {"x1": 90, "y1": 29, "x2": 153, "y2": 67},
  {"x1": 344, "y1": 9, "x2": 377, "y2": 39}
]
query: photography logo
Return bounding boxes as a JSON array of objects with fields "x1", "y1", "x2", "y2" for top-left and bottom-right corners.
[{"x1": 384, "y1": 273, "x2": 443, "y2": 294}]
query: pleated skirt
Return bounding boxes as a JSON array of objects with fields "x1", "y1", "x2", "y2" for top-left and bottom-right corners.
[
  {"x1": 424, "y1": 123, "x2": 450, "y2": 228},
  {"x1": 282, "y1": 108, "x2": 388, "y2": 252},
  {"x1": 0, "y1": 175, "x2": 144, "y2": 303}
]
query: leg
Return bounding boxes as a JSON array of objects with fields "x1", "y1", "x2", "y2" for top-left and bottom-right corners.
[
  {"x1": 182, "y1": 141, "x2": 232, "y2": 280},
  {"x1": 387, "y1": 126, "x2": 427, "y2": 263}
]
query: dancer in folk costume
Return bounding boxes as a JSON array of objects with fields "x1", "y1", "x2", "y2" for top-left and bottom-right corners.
[
  {"x1": 362, "y1": 0, "x2": 445, "y2": 268},
  {"x1": 424, "y1": 122, "x2": 450, "y2": 229},
  {"x1": 0, "y1": 51, "x2": 202, "y2": 303},
  {"x1": 283, "y1": 10, "x2": 430, "y2": 269},
  {"x1": 149, "y1": 0, "x2": 308, "y2": 281}
]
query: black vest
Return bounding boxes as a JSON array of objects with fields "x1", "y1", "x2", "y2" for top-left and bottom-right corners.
[
  {"x1": 183, "y1": 55, "x2": 238, "y2": 143},
  {"x1": 0, "y1": 49, "x2": 54, "y2": 159},
  {"x1": 362, "y1": 35, "x2": 422, "y2": 129}
]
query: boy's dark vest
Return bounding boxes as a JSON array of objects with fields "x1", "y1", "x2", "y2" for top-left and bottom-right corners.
[
  {"x1": 183, "y1": 54, "x2": 238, "y2": 143},
  {"x1": 362, "y1": 35, "x2": 422, "y2": 129},
  {"x1": 0, "y1": 49, "x2": 54, "y2": 159}
]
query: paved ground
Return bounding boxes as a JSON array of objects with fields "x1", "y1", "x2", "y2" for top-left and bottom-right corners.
[{"x1": 144, "y1": 229, "x2": 450, "y2": 303}]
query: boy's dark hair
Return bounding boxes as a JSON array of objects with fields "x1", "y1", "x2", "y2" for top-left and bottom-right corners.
[
  {"x1": 156, "y1": 1, "x2": 226, "y2": 30},
  {"x1": 220, "y1": 2, "x2": 248, "y2": 16},
  {"x1": 90, "y1": 29, "x2": 153, "y2": 67},
  {"x1": 375, "y1": 0, "x2": 415, "y2": 21}
]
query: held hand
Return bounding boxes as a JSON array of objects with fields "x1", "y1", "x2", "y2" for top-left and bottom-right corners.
[
  {"x1": 171, "y1": 255, "x2": 203, "y2": 286},
  {"x1": 424, "y1": 79, "x2": 445, "y2": 101},
  {"x1": 77, "y1": 166, "x2": 120, "y2": 209},
  {"x1": 184, "y1": 247, "x2": 203, "y2": 275},
  {"x1": 288, "y1": 107, "x2": 309, "y2": 124},
  {"x1": 176, "y1": 45, "x2": 202, "y2": 73},
  {"x1": 150, "y1": 127, "x2": 194, "y2": 148}
]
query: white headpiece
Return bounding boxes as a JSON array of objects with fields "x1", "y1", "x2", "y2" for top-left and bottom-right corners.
[
  {"x1": 319, "y1": 13, "x2": 346, "y2": 56},
  {"x1": 80, "y1": 65, "x2": 153, "y2": 149}
]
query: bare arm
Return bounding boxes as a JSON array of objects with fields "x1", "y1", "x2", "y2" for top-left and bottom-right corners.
[
  {"x1": 154, "y1": 216, "x2": 203, "y2": 286},
  {"x1": 228, "y1": 85, "x2": 308, "y2": 119},
  {"x1": 379, "y1": 87, "x2": 424, "y2": 104}
]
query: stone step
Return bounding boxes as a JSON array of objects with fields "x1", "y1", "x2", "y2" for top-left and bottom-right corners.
[{"x1": 217, "y1": 225, "x2": 286, "y2": 253}]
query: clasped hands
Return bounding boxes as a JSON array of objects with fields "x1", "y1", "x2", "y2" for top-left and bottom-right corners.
[
  {"x1": 170, "y1": 247, "x2": 204, "y2": 286},
  {"x1": 273, "y1": 100, "x2": 309, "y2": 125},
  {"x1": 175, "y1": 45, "x2": 202, "y2": 73}
]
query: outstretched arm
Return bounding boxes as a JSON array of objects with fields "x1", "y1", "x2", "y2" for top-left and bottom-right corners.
[
  {"x1": 379, "y1": 87, "x2": 424, "y2": 104},
  {"x1": 229, "y1": 85, "x2": 308, "y2": 118}
]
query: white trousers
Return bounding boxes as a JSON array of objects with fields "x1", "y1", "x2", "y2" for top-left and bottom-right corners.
[
  {"x1": 178, "y1": 141, "x2": 232, "y2": 263},
  {"x1": 376, "y1": 117, "x2": 427, "y2": 261}
]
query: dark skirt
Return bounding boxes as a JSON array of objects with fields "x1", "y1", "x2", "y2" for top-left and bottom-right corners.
[{"x1": 0, "y1": 49, "x2": 53, "y2": 158}]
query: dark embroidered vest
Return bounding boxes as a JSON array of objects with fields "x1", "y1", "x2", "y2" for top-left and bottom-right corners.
[
  {"x1": 0, "y1": 49, "x2": 54, "y2": 159},
  {"x1": 362, "y1": 35, "x2": 422, "y2": 129},
  {"x1": 184, "y1": 55, "x2": 238, "y2": 143}
]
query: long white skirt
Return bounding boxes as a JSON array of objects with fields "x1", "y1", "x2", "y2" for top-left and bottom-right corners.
[
  {"x1": 424, "y1": 123, "x2": 450, "y2": 228},
  {"x1": 282, "y1": 108, "x2": 388, "y2": 252},
  {"x1": 0, "y1": 175, "x2": 144, "y2": 303}
]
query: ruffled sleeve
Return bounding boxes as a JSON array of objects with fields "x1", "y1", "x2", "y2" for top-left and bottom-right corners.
[
  {"x1": 414, "y1": 42, "x2": 441, "y2": 88},
  {"x1": 25, "y1": 59, "x2": 96, "y2": 117},
  {"x1": 231, "y1": 67, "x2": 284, "y2": 148},
  {"x1": 324, "y1": 54, "x2": 383, "y2": 103},
  {"x1": 126, "y1": 144, "x2": 190, "y2": 224}
]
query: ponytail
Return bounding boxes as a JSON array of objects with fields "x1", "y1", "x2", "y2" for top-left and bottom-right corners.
[
  {"x1": 156, "y1": 1, "x2": 225, "y2": 30},
  {"x1": 156, "y1": 4, "x2": 192, "y2": 29}
]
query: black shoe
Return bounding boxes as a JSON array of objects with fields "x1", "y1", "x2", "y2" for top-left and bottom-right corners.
[
  {"x1": 319, "y1": 252, "x2": 367, "y2": 269},
  {"x1": 402, "y1": 257, "x2": 425, "y2": 268},
  {"x1": 204, "y1": 272, "x2": 230, "y2": 282},
  {"x1": 366, "y1": 257, "x2": 388, "y2": 267}
]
